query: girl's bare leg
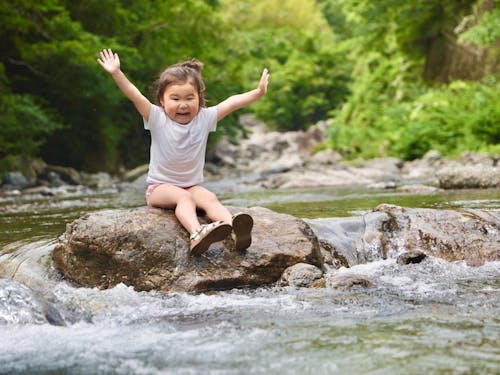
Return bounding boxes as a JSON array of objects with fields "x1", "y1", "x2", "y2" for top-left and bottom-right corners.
[
  {"x1": 148, "y1": 183, "x2": 201, "y2": 234},
  {"x1": 188, "y1": 186, "x2": 233, "y2": 224}
]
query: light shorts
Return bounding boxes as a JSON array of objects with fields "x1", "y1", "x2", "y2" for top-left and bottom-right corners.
[
  {"x1": 145, "y1": 183, "x2": 162, "y2": 207},
  {"x1": 145, "y1": 183, "x2": 194, "y2": 207}
]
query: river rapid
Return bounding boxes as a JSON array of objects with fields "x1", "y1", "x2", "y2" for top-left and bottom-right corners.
[{"x1": 1, "y1": 182, "x2": 499, "y2": 374}]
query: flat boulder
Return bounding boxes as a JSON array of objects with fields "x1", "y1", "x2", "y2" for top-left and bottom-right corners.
[{"x1": 53, "y1": 206, "x2": 323, "y2": 293}]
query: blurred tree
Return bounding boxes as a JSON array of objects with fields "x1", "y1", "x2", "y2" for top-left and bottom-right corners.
[
  {"x1": 325, "y1": 0, "x2": 499, "y2": 160},
  {"x1": 1, "y1": 0, "x2": 497, "y2": 175},
  {"x1": 220, "y1": 0, "x2": 351, "y2": 130},
  {"x1": 0, "y1": 0, "x2": 228, "y2": 172}
]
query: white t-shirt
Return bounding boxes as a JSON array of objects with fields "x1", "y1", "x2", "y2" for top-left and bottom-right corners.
[{"x1": 143, "y1": 104, "x2": 218, "y2": 187}]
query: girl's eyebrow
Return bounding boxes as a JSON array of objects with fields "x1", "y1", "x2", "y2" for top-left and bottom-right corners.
[{"x1": 170, "y1": 93, "x2": 195, "y2": 98}]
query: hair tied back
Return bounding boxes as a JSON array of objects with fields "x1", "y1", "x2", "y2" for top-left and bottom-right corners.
[{"x1": 181, "y1": 59, "x2": 204, "y2": 73}]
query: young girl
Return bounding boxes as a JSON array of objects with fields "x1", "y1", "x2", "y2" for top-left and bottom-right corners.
[{"x1": 97, "y1": 49, "x2": 269, "y2": 256}]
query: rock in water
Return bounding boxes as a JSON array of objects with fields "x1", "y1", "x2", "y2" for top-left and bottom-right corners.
[
  {"x1": 325, "y1": 273, "x2": 374, "y2": 290},
  {"x1": 375, "y1": 204, "x2": 500, "y2": 265},
  {"x1": 307, "y1": 205, "x2": 500, "y2": 267},
  {"x1": 53, "y1": 206, "x2": 323, "y2": 293},
  {"x1": 0, "y1": 279, "x2": 65, "y2": 326},
  {"x1": 397, "y1": 250, "x2": 427, "y2": 265},
  {"x1": 277, "y1": 263, "x2": 323, "y2": 287}
]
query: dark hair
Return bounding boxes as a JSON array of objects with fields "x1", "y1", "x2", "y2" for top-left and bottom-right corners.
[{"x1": 154, "y1": 59, "x2": 206, "y2": 107}]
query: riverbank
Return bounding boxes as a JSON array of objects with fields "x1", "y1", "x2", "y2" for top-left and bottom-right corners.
[
  {"x1": 208, "y1": 114, "x2": 500, "y2": 191},
  {"x1": 1, "y1": 115, "x2": 499, "y2": 199}
]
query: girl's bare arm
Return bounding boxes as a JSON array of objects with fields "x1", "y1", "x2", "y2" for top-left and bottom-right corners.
[
  {"x1": 216, "y1": 68, "x2": 269, "y2": 121},
  {"x1": 97, "y1": 49, "x2": 151, "y2": 121}
]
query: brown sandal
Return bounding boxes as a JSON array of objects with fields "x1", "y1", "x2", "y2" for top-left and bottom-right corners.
[
  {"x1": 232, "y1": 213, "x2": 253, "y2": 251},
  {"x1": 190, "y1": 221, "x2": 232, "y2": 256}
]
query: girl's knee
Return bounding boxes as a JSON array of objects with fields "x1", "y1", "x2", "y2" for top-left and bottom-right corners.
[
  {"x1": 177, "y1": 192, "x2": 197, "y2": 207},
  {"x1": 204, "y1": 190, "x2": 219, "y2": 203}
]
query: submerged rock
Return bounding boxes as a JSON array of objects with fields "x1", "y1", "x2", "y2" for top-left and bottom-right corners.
[
  {"x1": 305, "y1": 212, "x2": 391, "y2": 267},
  {"x1": 277, "y1": 263, "x2": 323, "y2": 288},
  {"x1": 0, "y1": 279, "x2": 65, "y2": 326},
  {"x1": 53, "y1": 206, "x2": 323, "y2": 293},
  {"x1": 326, "y1": 273, "x2": 374, "y2": 290},
  {"x1": 397, "y1": 250, "x2": 427, "y2": 265}
]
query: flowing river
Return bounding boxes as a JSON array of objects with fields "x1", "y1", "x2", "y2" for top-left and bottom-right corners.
[{"x1": 1, "y1": 181, "x2": 499, "y2": 374}]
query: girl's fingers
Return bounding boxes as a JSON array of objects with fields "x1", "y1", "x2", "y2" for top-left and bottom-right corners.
[
  {"x1": 261, "y1": 68, "x2": 269, "y2": 88},
  {"x1": 99, "y1": 49, "x2": 115, "y2": 61}
]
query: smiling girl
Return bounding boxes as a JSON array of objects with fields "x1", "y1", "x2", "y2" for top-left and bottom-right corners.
[{"x1": 98, "y1": 49, "x2": 269, "y2": 256}]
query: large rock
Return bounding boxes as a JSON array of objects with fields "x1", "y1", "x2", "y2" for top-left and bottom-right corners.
[
  {"x1": 375, "y1": 204, "x2": 500, "y2": 265},
  {"x1": 53, "y1": 206, "x2": 323, "y2": 293},
  {"x1": 307, "y1": 205, "x2": 500, "y2": 267},
  {"x1": 436, "y1": 165, "x2": 500, "y2": 189}
]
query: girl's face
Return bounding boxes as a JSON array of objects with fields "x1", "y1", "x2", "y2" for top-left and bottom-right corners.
[{"x1": 160, "y1": 81, "x2": 200, "y2": 124}]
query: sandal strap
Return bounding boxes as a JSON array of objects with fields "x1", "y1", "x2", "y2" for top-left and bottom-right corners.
[
  {"x1": 190, "y1": 225, "x2": 207, "y2": 241},
  {"x1": 190, "y1": 221, "x2": 224, "y2": 241}
]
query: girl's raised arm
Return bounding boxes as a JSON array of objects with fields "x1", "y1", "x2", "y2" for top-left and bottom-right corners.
[
  {"x1": 97, "y1": 49, "x2": 152, "y2": 121},
  {"x1": 216, "y1": 68, "x2": 269, "y2": 122}
]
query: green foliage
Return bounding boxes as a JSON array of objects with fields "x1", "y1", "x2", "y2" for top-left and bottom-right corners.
[
  {"x1": 325, "y1": 0, "x2": 499, "y2": 161},
  {"x1": 0, "y1": 64, "x2": 63, "y2": 158},
  {"x1": 220, "y1": 0, "x2": 351, "y2": 130},
  {"x1": 0, "y1": 92, "x2": 63, "y2": 156},
  {"x1": 459, "y1": 6, "x2": 500, "y2": 46},
  {"x1": 253, "y1": 44, "x2": 350, "y2": 130},
  {"x1": 220, "y1": 0, "x2": 329, "y2": 33},
  {"x1": 394, "y1": 79, "x2": 500, "y2": 159},
  {"x1": 0, "y1": 93, "x2": 63, "y2": 156},
  {"x1": 333, "y1": 0, "x2": 476, "y2": 57},
  {"x1": 0, "y1": 0, "x2": 498, "y2": 175},
  {"x1": 0, "y1": 0, "x2": 228, "y2": 171},
  {"x1": 329, "y1": 75, "x2": 500, "y2": 160}
]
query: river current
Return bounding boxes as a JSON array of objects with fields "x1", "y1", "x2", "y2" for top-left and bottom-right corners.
[{"x1": 1, "y1": 181, "x2": 499, "y2": 374}]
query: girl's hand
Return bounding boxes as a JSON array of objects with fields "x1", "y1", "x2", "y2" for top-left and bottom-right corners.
[
  {"x1": 97, "y1": 49, "x2": 121, "y2": 75},
  {"x1": 257, "y1": 68, "x2": 269, "y2": 96}
]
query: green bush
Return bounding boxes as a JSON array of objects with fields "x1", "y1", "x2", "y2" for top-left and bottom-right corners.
[
  {"x1": 253, "y1": 43, "x2": 350, "y2": 130},
  {"x1": 0, "y1": 93, "x2": 63, "y2": 159},
  {"x1": 328, "y1": 76, "x2": 500, "y2": 160}
]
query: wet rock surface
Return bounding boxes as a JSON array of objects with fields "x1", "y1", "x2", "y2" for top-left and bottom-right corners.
[
  {"x1": 307, "y1": 205, "x2": 500, "y2": 268},
  {"x1": 53, "y1": 206, "x2": 323, "y2": 293},
  {"x1": 397, "y1": 250, "x2": 427, "y2": 265},
  {"x1": 277, "y1": 263, "x2": 323, "y2": 288},
  {"x1": 0, "y1": 279, "x2": 65, "y2": 326},
  {"x1": 325, "y1": 273, "x2": 374, "y2": 290},
  {"x1": 53, "y1": 202, "x2": 499, "y2": 293}
]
